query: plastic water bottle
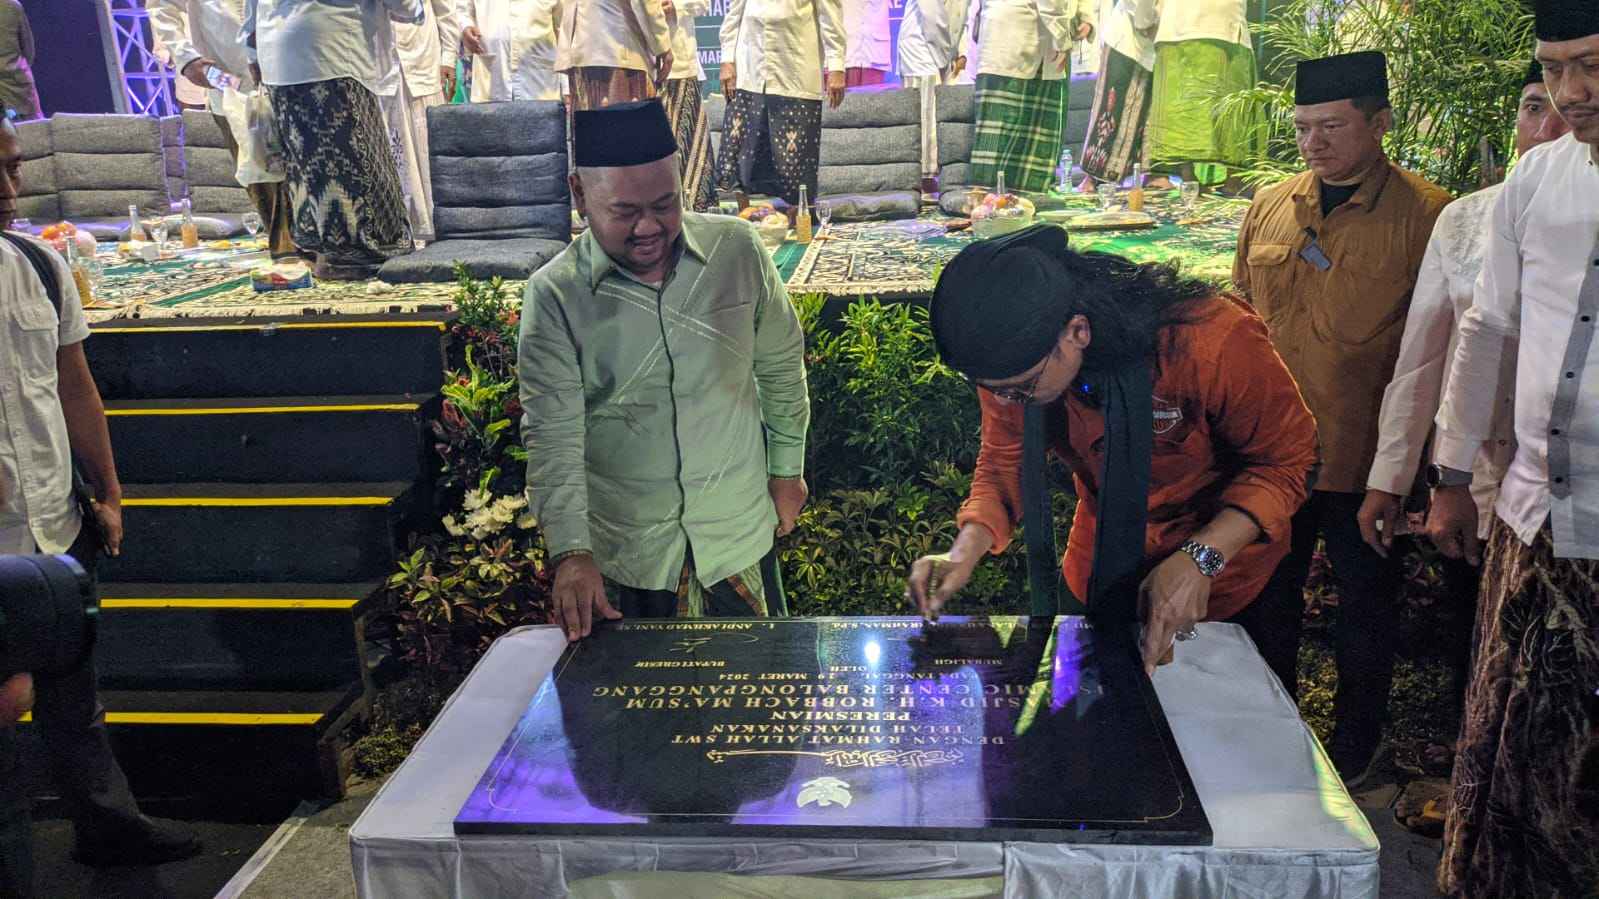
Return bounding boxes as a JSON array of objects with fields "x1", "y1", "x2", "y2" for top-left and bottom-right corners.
[
  {"x1": 204, "y1": 65, "x2": 240, "y2": 91},
  {"x1": 1056, "y1": 148, "x2": 1074, "y2": 193}
]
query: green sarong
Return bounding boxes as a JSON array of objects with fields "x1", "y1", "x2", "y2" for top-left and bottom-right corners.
[
  {"x1": 971, "y1": 73, "x2": 1068, "y2": 193},
  {"x1": 1146, "y1": 39, "x2": 1263, "y2": 181}
]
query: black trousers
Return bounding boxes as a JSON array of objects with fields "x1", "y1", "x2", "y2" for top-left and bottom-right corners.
[
  {"x1": 1259, "y1": 491, "x2": 1404, "y2": 733},
  {"x1": 0, "y1": 529, "x2": 145, "y2": 899}
]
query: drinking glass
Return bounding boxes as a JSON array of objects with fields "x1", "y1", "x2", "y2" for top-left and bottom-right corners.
[
  {"x1": 1096, "y1": 182, "x2": 1118, "y2": 212},
  {"x1": 816, "y1": 201, "x2": 832, "y2": 230},
  {"x1": 8, "y1": 217, "x2": 30, "y2": 233},
  {"x1": 1180, "y1": 181, "x2": 1201, "y2": 215},
  {"x1": 141, "y1": 210, "x2": 168, "y2": 253},
  {"x1": 242, "y1": 211, "x2": 263, "y2": 238}
]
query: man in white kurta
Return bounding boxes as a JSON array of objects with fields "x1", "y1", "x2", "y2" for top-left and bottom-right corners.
[
  {"x1": 969, "y1": 0, "x2": 1094, "y2": 192},
  {"x1": 459, "y1": 0, "x2": 562, "y2": 102},
  {"x1": 386, "y1": 0, "x2": 462, "y2": 242},
  {"x1": 555, "y1": 0, "x2": 672, "y2": 109},
  {"x1": 898, "y1": 0, "x2": 976, "y2": 183},
  {"x1": 719, "y1": 0, "x2": 846, "y2": 208},
  {"x1": 843, "y1": 0, "x2": 891, "y2": 87},
  {"x1": 1356, "y1": 62, "x2": 1569, "y2": 747}
]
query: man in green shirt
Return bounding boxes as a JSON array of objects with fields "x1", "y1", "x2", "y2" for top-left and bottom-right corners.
[{"x1": 519, "y1": 99, "x2": 811, "y2": 642}]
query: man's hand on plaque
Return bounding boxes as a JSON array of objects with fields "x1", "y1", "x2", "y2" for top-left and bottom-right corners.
[
  {"x1": 1136, "y1": 553, "x2": 1211, "y2": 677},
  {"x1": 907, "y1": 553, "x2": 973, "y2": 621},
  {"x1": 769, "y1": 476, "x2": 809, "y2": 537},
  {"x1": 551, "y1": 553, "x2": 620, "y2": 641}
]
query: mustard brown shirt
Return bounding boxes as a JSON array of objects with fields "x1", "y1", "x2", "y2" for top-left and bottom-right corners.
[{"x1": 1233, "y1": 160, "x2": 1451, "y2": 494}]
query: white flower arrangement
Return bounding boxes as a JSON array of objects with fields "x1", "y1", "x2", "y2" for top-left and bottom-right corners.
[{"x1": 443, "y1": 489, "x2": 537, "y2": 541}]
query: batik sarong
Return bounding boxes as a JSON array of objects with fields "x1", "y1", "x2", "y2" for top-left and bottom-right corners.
[
  {"x1": 568, "y1": 66, "x2": 655, "y2": 110},
  {"x1": 1437, "y1": 518, "x2": 1599, "y2": 898},
  {"x1": 663, "y1": 78, "x2": 717, "y2": 212},
  {"x1": 1146, "y1": 39, "x2": 1262, "y2": 181},
  {"x1": 971, "y1": 72, "x2": 1068, "y2": 193},
  {"x1": 1081, "y1": 46, "x2": 1153, "y2": 183},
  {"x1": 724, "y1": 89, "x2": 823, "y2": 207},
  {"x1": 269, "y1": 78, "x2": 413, "y2": 270},
  {"x1": 604, "y1": 546, "x2": 786, "y2": 618}
]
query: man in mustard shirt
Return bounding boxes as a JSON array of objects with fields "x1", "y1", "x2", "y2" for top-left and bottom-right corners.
[{"x1": 1233, "y1": 51, "x2": 1451, "y2": 784}]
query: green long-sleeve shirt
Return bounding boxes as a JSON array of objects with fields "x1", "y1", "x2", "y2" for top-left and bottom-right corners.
[{"x1": 518, "y1": 213, "x2": 810, "y2": 591}]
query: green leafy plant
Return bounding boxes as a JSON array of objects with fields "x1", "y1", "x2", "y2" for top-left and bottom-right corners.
[
  {"x1": 801, "y1": 296, "x2": 980, "y2": 491},
  {"x1": 1224, "y1": 0, "x2": 1536, "y2": 193},
  {"x1": 433, "y1": 346, "x2": 526, "y2": 502}
]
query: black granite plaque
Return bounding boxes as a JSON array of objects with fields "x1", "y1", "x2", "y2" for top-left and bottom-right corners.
[{"x1": 455, "y1": 616, "x2": 1212, "y2": 844}]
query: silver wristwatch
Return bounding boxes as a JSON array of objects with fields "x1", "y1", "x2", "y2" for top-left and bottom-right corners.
[
  {"x1": 1180, "y1": 540, "x2": 1227, "y2": 578},
  {"x1": 1426, "y1": 463, "x2": 1474, "y2": 489}
]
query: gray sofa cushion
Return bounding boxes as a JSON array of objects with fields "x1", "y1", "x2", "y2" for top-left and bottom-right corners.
[
  {"x1": 706, "y1": 92, "x2": 727, "y2": 157},
  {"x1": 379, "y1": 236, "x2": 567, "y2": 283},
  {"x1": 180, "y1": 109, "x2": 252, "y2": 218},
  {"x1": 824, "y1": 191, "x2": 920, "y2": 222},
  {"x1": 161, "y1": 114, "x2": 187, "y2": 203},
  {"x1": 50, "y1": 114, "x2": 174, "y2": 219},
  {"x1": 427, "y1": 101, "x2": 570, "y2": 242},
  {"x1": 16, "y1": 118, "x2": 57, "y2": 223},
  {"x1": 817, "y1": 89, "x2": 919, "y2": 193},
  {"x1": 935, "y1": 84, "x2": 976, "y2": 190},
  {"x1": 816, "y1": 89, "x2": 919, "y2": 219}
]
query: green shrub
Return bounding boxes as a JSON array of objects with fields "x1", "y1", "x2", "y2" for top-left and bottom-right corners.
[{"x1": 797, "y1": 294, "x2": 980, "y2": 491}]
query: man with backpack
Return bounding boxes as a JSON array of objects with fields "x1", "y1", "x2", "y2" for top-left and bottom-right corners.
[{"x1": 0, "y1": 117, "x2": 199, "y2": 898}]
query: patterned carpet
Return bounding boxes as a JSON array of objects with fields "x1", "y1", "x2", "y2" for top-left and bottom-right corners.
[
  {"x1": 83, "y1": 241, "x2": 484, "y2": 324},
  {"x1": 82, "y1": 193, "x2": 1242, "y2": 321},
  {"x1": 780, "y1": 193, "x2": 1247, "y2": 297}
]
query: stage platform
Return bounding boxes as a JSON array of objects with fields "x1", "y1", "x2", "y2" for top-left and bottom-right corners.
[{"x1": 80, "y1": 192, "x2": 1244, "y2": 321}]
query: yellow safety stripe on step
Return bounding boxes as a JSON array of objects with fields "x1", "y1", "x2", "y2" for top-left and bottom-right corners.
[
  {"x1": 92, "y1": 321, "x2": 447, "y2": 334},
  {"x1": 105, "y1": 403, "x2": 419, "y2": 416},
  {"x1": 123, "y1": 496, "x2": 393, "y2": 507},
  {"x1": 17, "y1": 712, "x2": 325, "y2": 726},
  {"x1": 101, "y1": 598, "x2": 361, "y2": 610}
]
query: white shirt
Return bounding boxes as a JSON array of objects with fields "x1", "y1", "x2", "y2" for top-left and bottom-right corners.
[
  {"x1": 667, "y1": 0, "x2": 710, "y2": 81},
  {"x1": 394, "y1": 0, "x2": 462, "y2": 99},
  {"x1": 0, "y1": 237, "x2": 89, "y2": 555},
  {"x1": 146, "y1": 0, "x2": 259, "y2": 110},
  {"x1": 1151, "y1": 0, "x2": 1247, "y2": 47},
  {"x1": 720, "y1": 0, "x2": 846, "y2": 102},
  {"x1": 463, "y1": 0, "x2": 562, "y2": 101},
  {"x1": 242, "y1": 0, "x2": 425, "y2": 95},
  {"x1": 1436, "y1": 134, "x2": 1599, "y2": 558},
  {"x1": 1099, "y1": 0, "x2": 1155, "y2": 69},
  {"x1": 1368, "y1": 185, "x2": 1516, "y2": 539},
  {"x1": 843, "y1": 0, "x2": 890, "y2": 71},
  {"x1": 896, "y1": 0, "x2": 972, "y2": 78},
  {"x1": 974, "y1": 0, "x2": 1093, "y2": 81},
  {"x1": 554, "y1": 0, "x2": 672, "y2": 74}
]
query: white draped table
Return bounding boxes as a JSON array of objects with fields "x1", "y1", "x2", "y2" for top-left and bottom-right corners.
[{"x1": 350, "y1": 622, "x2": 1379, "y2": 898}]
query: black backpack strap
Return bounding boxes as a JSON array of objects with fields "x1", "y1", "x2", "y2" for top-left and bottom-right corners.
[{"x1": 2, "y1": 229, "x2": 64, "y2": 317}]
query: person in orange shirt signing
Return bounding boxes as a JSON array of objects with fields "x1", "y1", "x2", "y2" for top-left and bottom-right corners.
[{"x1": 905, "y1": 225, "x2": 1318, "y2": 683}]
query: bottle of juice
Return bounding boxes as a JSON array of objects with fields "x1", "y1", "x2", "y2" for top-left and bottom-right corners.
[
  {"x1": 180, "y1": 198, "x2": 200, "y2": 249},
  {"x1": 794, "y1": 185, "x2": 813, "y2": 244},
  {"x1": 128, "y1": 204, "x2": 146, "y2": 241},
  {"x1": 1127, "y1": 164, "x2": 1145, "y2": 213}
]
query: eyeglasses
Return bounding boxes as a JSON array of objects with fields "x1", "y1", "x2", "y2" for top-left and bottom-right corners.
[{"x1": 970, "y1": 353, "x2": 1053, "y2": 405}]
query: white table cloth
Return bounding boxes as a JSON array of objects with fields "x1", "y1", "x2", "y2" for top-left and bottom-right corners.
[{"x1": 350, "y1": 622, "x2": 1380, "y2": 898}]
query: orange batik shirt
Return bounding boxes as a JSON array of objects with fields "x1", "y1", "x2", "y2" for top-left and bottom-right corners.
[{"x1": 956, "y1": 295, "x2": 1320, "y2": 620}]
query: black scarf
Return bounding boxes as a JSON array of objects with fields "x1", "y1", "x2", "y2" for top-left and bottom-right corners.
[{"x1": 1021, "y1": 360, "x2": 1153, "y2": 628}]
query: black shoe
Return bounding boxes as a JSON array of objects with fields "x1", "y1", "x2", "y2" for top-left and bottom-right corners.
[{"x1": 72, "y1": 817, "x2": 202, "y2": 868}]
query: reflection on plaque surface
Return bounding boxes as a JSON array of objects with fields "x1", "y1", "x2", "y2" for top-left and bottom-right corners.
[{"x1": 454, "y1": 615, "x2": 1212, "y2": 844}]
